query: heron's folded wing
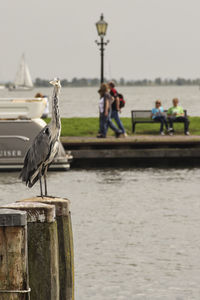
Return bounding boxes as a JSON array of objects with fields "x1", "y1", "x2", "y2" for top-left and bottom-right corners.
[{"x1": 28, "y1": 128, "x2": 52, "y2": 169}]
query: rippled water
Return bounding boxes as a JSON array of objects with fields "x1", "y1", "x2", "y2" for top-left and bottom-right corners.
[
  {"x1": 0, "y1": 85, "x2": 199, "y2": 117},
  {"x1": 0, "y1": 168, "x2": 200, "y2": 299}
]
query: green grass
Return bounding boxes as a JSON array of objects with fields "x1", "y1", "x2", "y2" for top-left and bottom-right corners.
[{"x1": 44, "y1": 117, "x2": 200, "y2": 136}]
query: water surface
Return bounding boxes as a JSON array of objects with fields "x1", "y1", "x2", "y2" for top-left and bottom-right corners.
[
  {"x1": 0, "y1": 85, "x2": 199, "y2": 117},
  {"x1": 0, "y1": 168, "x2": 200, "y2": 299}
]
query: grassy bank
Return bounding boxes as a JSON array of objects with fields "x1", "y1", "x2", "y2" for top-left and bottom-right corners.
[{"x1": 45, "y1": 117, "x2": 200, "y2": 136}]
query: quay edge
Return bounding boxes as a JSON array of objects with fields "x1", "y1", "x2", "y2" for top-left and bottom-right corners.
[{"x1": 61, "y1": 135, "x2": 200, "y2": 168}]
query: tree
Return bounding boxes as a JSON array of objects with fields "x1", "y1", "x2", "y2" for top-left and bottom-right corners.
[{"x1": 155, "y1": 78, "x2": 162, "y2": 85}]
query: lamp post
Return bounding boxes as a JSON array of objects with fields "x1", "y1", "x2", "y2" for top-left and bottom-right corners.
[{"x1": 95, "y1": 14, "x2": 109, "y2": 84}]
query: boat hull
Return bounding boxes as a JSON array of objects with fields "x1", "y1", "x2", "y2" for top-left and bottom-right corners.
[
  {"x1": 0, "y1": 119, "x2": 71, "y2": 171},
  {"x1": 8, "y1": 86, "x2": 33, "y2": 91}
]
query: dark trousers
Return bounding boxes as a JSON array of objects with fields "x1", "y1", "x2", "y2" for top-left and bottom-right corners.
[
  {"x1": 154, "y1": 116, "x2": 168, "y2": 132},
  {"x1": 99, "y1": 113, "x2": 109, "y2": 137},
  {"x1": 168, "y1": 116, "x2": 189, "y2": 133}
]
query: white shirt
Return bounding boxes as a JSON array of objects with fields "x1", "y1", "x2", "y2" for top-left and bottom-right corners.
[
  {"x1": 43, "y1": 97, "x2": 49, "y2": 114},
  {"x1": 99, "y1": 97, "x2": 104, "y2": 113}
]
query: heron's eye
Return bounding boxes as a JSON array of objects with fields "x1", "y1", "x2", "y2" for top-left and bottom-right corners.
[{"x1": 44, "y1": 128, "x2": 50, "y2": 135}]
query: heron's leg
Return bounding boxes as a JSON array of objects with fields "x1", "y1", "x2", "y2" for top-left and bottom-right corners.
[
  {"x1": 44, "y1": 167, "x2": 48, "y2": 196},
  {"x1": 38, "y1": 168, "x2": 43, "y2": 198},
  {"x1": 39, "y1": 175, "x2": 43, "y2": 198}
]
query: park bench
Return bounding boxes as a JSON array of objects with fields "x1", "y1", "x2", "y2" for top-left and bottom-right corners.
[{"x1": 131, "y1": 110, "x2": 187, "y2": 133}]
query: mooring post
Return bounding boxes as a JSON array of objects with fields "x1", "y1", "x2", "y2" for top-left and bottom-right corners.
[
  {"x1": 0, "y1": 209, "x2": 29, "y2": 300},
  {"x1": 19, "y1": 197, "x2": 74, "y2": 300},
  {"x1": 0, "y1": 202, "x2": 59, "y2": 300}
]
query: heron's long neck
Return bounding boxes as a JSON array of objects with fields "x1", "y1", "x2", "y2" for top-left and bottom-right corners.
[{"x1": 51, "y1": 86, "x2": 61, "y2": 131}]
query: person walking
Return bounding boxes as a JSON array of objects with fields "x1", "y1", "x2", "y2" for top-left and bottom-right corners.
[
  {"x1": 35, "y1": 92, "x2": 49, "y2": 118},
  {"x1": 151, "y1": 100, "x2": 168, "y2": 135},
  {"x1": 97, "y1": 83, "x2": 122, "y2": 138},
  {"x1": 108, "y1": 81, "x2": 127, "y2": 137}
]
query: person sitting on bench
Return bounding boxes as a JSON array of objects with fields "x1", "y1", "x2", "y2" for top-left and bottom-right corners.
[
  {"x1": 167, "y1": 98, "x2": 189, "y2": 136},
  {"x1": 151, "y1": 100, "x2": 168, "y2": 135}
]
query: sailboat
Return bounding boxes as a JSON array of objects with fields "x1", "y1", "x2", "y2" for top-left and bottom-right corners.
[{"x1": 8, "y1": 54, "x2": 33, "y2": 91}]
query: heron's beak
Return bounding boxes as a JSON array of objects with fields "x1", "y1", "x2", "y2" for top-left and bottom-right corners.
[{"x1": 49, "y1": 78, "x2": 61, "y2": 87}]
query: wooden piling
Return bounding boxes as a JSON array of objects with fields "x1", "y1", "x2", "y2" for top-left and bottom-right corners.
[
  {"x1": 19, "y1": 197, "x2": 74, "y2": 300},
  {"x1": 0, "y1": 202, "x2": 59, "y2": 300},
  {"x1": 0, "y1": 208, "x2": 29, "y2": 300}
]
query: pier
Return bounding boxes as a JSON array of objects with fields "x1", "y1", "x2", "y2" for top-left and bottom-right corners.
[{"x1": 61, "y1": 135, "x2": 200, "y2": 168}]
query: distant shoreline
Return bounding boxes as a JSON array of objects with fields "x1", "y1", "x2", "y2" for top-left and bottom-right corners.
[
  {"x1": 3, "y1": 77, "x2": 200, "y2": 88},
  {"x1": 29, "y1": 85, "x2": 200, "y2": 88}
]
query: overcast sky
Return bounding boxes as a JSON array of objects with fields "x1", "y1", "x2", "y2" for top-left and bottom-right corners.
[{"x1": 1, "y1": 0, "x2": 200, "y2": 81}]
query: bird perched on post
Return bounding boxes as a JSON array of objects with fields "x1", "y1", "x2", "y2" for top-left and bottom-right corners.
[{"x1": 20, "y1": 78, "x2": 61, "y2": 197}]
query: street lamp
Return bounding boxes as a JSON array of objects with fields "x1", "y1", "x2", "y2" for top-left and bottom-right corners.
[{"x1": 95, "y1": 14, "x2": 109, "y2": 84}]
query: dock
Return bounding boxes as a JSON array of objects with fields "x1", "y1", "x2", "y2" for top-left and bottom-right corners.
[{"x1": 61, "y1": 135, "x2": 200, "y2": 168}]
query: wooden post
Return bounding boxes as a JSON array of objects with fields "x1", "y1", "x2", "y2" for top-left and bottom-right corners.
[
  {"x1": 0, "y1": 202, "x2": 59, "y2": 300},
  {"x1": 0, "y1": 208, "x2": 29, "y2": 300},
  {"x1": 19, "y1": 197, "x2": 74, "y2": 300}
]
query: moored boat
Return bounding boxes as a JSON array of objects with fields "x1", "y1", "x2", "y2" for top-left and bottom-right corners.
[
  {"x1": 0, "y1": 118, "x2": 72, "y2": 171},
  {"x1": 0, "y1": 97, "x2": 46, "y2": 119}
]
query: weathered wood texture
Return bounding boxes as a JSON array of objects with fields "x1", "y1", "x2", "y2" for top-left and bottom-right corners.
[
  {"x1": 0, "y1": 203, "x2": 59, "y2": 300},
  {"x1": 0, "y1": 209, "x2": 29, "y2": 300},
  {"x1": 28, "y1": 221, "x2": 59, "y2": 300},
  {"x1": 56, "y1": 212, "x2": 74, "y2": 300},
  {"x1": 19, "y1": 197, "x2": 74, "y2": 300}
]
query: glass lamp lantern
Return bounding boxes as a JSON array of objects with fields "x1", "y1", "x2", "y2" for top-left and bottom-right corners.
[{"x1": 96, "y1": 14, "x2": 108, "y2": 37}]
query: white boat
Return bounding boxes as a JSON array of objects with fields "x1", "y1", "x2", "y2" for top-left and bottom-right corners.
[
  {"x1": 0, "y1": 97, "x2": 46, "y2": 119},
  {"x1": 9, "y1": 54, "x2": 33, "y2": 91},
  {"x1": 0, "y1": 100, "x2": 72, "y2": 170},
  {"x1": 0, "y1": 118, "x2": 72, "y2": 171}
]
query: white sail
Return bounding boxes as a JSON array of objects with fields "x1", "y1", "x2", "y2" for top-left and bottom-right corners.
[{"x1": 14, "y1": 54, "x2": 33, "y2": 88}]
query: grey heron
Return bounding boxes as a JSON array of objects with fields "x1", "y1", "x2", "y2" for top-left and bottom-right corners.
[{"x1": 20, "y1": 78, "x2": 61, "y2": 197}]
